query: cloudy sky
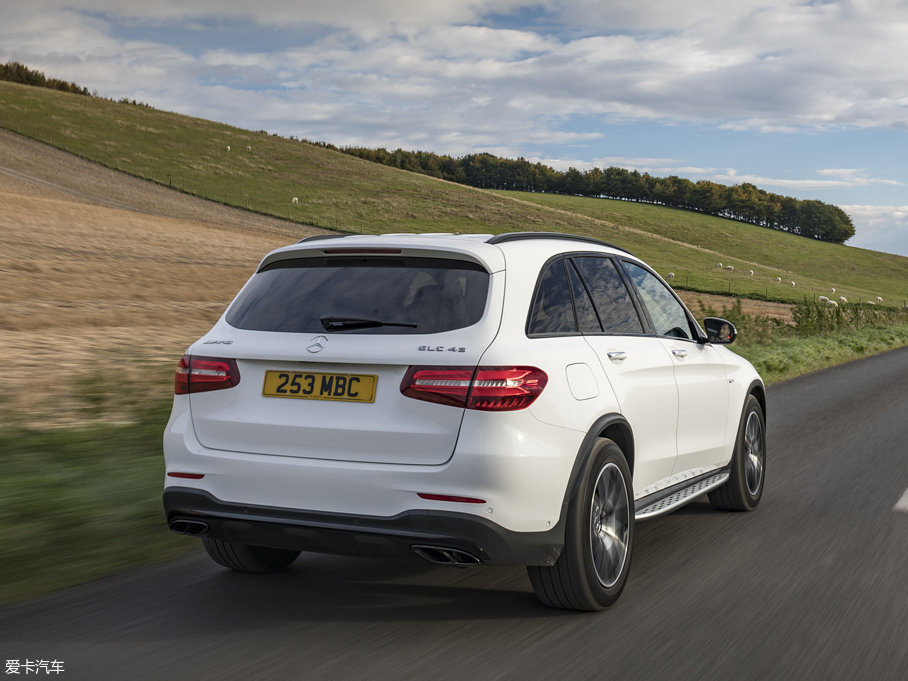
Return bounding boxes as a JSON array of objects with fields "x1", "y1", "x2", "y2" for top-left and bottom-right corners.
[{"x1": 4, "y1": 0, "x2": 908, "y2": 256}]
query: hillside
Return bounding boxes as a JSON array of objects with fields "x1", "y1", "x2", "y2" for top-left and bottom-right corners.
[
  {"x1": 0, "y1": 130, "x2": 324, "y2": 426},
  {"x1": 0, "y1": 79, "x2": 905, "y2": 308}
]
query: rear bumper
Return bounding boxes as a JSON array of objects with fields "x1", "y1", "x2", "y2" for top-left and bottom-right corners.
[{"x1": 164, "y1": 487, "x2": 566, "y2": 566}]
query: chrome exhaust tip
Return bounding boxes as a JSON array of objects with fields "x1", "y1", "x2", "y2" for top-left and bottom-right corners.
[{"x1": 169, "y1": 519, "x2": 210, "y2": 537}]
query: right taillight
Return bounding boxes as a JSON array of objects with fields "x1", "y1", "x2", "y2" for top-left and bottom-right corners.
[
  {"x1": 400, "y1": 366, "x2": 547, "y2": 411},
  {"x1": 174, "y1": 355, "x2": 241, "y2": 395}
]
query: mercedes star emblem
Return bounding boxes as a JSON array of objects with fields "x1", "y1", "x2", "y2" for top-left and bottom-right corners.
[{"x1": 306, "y1": 335, "x2": 328, "y2": 353}]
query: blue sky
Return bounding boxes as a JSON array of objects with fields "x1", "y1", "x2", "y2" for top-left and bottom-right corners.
[{"x1": 3, "y1": 0, "x2": 908, "y2": 257}]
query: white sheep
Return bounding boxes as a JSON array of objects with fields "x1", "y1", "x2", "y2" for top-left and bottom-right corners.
[
  {"x1": 838, "y1": 296, "x2": 848, "y2": 304},
  {"x1": 716, "y1": 262, "x2": 723, "y2": 268},
  {"x1": 831, "y1": 288, "x2": 836, "y2": 293},
  {"x1": 291, "y1": 197, "x2": 299, "y2": 205},
  {"x1": 818, "y1": 295, "x2": 829, "y2": 302},
  {"x1": 876, "y1": 296, "x2": 883, "y2": 302},
  {"x1": 748, "y1": 269, "x2": 754, "y2": 276},
  {"x1": 827, "y1": 300, "x2": 838, "y2": 308},
  {"x1": 725, "y1": 265, "x2": 735, "y2": 271},
  {"x1": 790, "y1": 281, "x2": 796, "y2": 287},
  {"x1": 666, "y1": 272, "x2": 675, "y2": 280},
  {"x1": 775, "y1": 277, "x2": 782, "y2": 283},
  {"x1": 226, "y1": 145, "x2": 230, "y2": 151},
  {"x1": 866, "y1": 300, "x2": 875, "y2": 305},
  {"x1": 245, "y1": 145, "x2": 252, "y2": 151}
]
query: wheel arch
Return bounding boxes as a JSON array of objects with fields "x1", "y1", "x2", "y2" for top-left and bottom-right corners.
[
  {"x1": 562, "y1": 413, "x2": 635, "y2": 506},
  {"x1": 747, "y1": 380, "x2": 767, "y2": 424}
]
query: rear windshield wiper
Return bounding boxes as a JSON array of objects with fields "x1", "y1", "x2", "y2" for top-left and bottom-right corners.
[{"x1": 320, "y1": 315, "x2": 418, "y2": 331}]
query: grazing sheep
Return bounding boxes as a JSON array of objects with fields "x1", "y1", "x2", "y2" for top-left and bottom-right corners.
[
  {"x1": 775, "y1": 277, "x2": 782, "y2": 283},
  {"x1": 866, "y1": 300, "x2": 875, "y2": 305},
  {"x1": 291, "y1": 197, "x2": 299, "y2": 205},
  {"x1": 876, "y1": 296, "x2": 883, "y2": 302},
  {"x1": 838, "y1": 296, "x2": 848, "y2": 304},
  {"x1": 748, "y1": 269, "x2": 754, "y2": 276},
  {"x1": 827, "y1": 300, "x2": 838, "y2": 308},
  {"x1": 831, "y1": 288, "x2": 836, "y2": 293},
  {"x1": 725, "y1": 265, "x2": 735, "y2": 271},
  {"x1": 245, "y1": 145, "x2": 252, "y2": 151},
  {"x1": 716, "y1": 262, "x2": 723, "y2": 268},
  {"x1": 790, "y1": 281, "x2": 796, "y2": 287},
  {"x1": 666, "y1": 272, "x2": 675, "y2": 280},
  {"x1": 818, "y1": 295, "x2": 829, "y2": 303},
  {"x1": 226, "y1": 145, "x2": 230, "y2": 151}
]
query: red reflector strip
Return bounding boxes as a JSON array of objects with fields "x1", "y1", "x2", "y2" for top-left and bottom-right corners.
[
  {"x1": 418, "y1": 493, "x2": 486, "y2": 504},
  {"x1": 323, "y1": 248, "x2": 402, "y2": 254},
  {"x1": 167, "y1": 472, "x2": 205, "y2": 479}
]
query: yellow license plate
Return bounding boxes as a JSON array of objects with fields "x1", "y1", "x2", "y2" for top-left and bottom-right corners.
[{"x1": 262, "y1": 371, "x2": 377, "y2": 403}]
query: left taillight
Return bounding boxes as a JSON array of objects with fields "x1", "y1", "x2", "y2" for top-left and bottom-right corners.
[{"x1": 174, "y1": 355, "x2": 241, "y2": 395}]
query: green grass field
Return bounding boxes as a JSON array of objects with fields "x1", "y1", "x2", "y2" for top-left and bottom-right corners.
[{"x1": 1, "y1": 80, "x2": 905, "y2": 307}]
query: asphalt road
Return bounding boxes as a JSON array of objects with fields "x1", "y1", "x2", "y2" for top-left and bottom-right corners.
[{"x1": 3, "y1": 347, "x2": 907, "y2": 681}]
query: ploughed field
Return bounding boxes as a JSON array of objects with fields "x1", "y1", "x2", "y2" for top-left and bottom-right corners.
[{"x1": 0, "y1": 130, "x2": 326, "y2": 427}]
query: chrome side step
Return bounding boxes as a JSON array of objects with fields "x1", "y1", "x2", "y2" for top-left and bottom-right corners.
[{"x1": 635, "y1": 471, "x2": 729, "y2": 521}]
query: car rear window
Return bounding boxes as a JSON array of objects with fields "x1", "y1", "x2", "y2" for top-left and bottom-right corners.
[{"x1": 225, "y1": 255, "x2": 490, "y2": 334}]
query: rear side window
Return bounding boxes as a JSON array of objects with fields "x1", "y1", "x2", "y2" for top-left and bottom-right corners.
[
  {"x1": 527, "y1": 259, "x2": 576, "y2": 335},
  {"x1": 226, "y1": 256, "x2": 490, "y2": 334}
]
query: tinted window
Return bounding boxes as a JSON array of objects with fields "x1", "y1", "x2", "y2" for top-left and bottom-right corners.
[
  {"x1": 566, "y1": 260, "x2": 601, "y2": 333},
  {"x1": 527, "y1": 259, "x2": 576, "y2": 335},
  {"x1": 226, "y1": 256, "x2": 489, "y2": 334},
  {"x1": 623, "y1": 261, "x2": 694, "y2": 339},
  {"x1": 572, "y1": 257, "x2": 644, "y2": 334}
]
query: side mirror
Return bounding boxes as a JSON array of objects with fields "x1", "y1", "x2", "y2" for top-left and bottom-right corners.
[{"x1": 704, "y1": 317, "x2": 737, "y2": 344}]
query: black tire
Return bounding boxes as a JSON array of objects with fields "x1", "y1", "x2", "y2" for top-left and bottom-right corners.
[
  {"x1": 202, "y1": 537, "x2": 300, "y2": 573},
  {"x1": 528, "y1": 438, "x2": 634, "y2": 611},
  {"x1": 709, "y1": 394, "x2": 765, "y2": 511}
]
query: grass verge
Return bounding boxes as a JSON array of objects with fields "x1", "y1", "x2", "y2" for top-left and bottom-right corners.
[
  {"x1": 691, "y1": 299, "x2": 908, "y2": 383},
  {"x1": 0, "y1": 400, "x2": 188, "y2": 605}
]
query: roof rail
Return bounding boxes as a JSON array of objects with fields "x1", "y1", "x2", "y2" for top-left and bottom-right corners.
[
  {"x1": 485, "y1": 231, "x2": 634, "y2": 256},
  {"x1": 297, "y1": 234, "x2": 348, "y2": 243}
]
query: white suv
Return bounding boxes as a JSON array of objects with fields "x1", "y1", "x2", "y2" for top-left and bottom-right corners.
[{"x1": 163, "y1": 232, "x2": 766, "y2": 610}]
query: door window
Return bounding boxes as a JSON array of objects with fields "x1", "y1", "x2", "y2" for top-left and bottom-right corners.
[
  {"x1": 623, "y1": 262, "x2": 695, "y2": 340},
  {"x1": 571, "y1": 257, "x2": 644, "y2": 334}
]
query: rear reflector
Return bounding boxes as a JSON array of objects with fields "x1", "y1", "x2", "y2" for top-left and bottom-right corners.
[
  {"x1": 167, "y1": 472, "x2": 205, "y2": 479},
  {"x1": 323, "y1": 248, "x2": 402, "y2": 254},
  {"x1": 418, "y1": 493, "x2": 486, "y2": 504},
  {"x1": 401, "y1": 366, "x2": 547, "y2": 411},
  {"x1": 174, "y1": 355, "x2": 241, "y2": 394}
]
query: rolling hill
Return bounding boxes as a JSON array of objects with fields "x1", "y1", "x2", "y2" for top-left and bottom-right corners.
[{"x1": 0, "y1": 79, "x2": 905, "y2": 306}]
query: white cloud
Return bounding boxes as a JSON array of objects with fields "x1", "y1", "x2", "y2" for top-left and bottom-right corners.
[
  {"x1": 708, "y1": 169, "x2": 904, "y2": 191},
  {"x1": 841, "y1": 205, "x2": 908, "y2": 257},
  {"x1": 7, "y1": 0, "x2": 908, "y2": 140}
]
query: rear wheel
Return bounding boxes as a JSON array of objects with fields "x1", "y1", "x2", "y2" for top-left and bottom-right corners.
[
  {"x1": 528, "y1": 438, "x2": 633, "y2": 611},
  {"x1": 709, "y1": 394, "x2": 765, "y2": 511},
  {"x1": 202, "y1": 537, "x2": 300, "y2": 573}
]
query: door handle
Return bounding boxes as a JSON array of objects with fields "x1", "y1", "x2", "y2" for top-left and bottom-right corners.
[
  {"x1": 607, "y1": 351, "x2": 627, "y2": 362},
  {"x1": 672, "y1": 348, "x2": 688, "y2": 358}
]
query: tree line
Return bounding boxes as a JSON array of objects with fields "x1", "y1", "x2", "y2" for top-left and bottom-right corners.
[
  {"x1": 1, "y1": 61, "x2": 90, "y2": 96},
  {"x1": 336, "y1": 147, "x2": 854, "y2": 244}
]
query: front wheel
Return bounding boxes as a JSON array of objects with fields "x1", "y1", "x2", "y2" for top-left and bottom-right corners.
[
  {"x1": 528, "y1": 438, "x2": 634, "y2": 611},
  {"x1": 709, "y1": 394, "x2": 766, "y2": 511}
]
